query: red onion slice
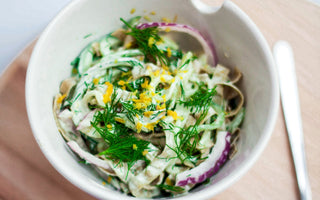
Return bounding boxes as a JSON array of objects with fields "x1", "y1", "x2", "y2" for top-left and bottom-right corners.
[
  {"x1": 136, "y1": 22, "x2": 217, "y2": 66},
  {"x1": 175, "y1": 131, "x2": 230, "y2": 186},
  {"x1": 67, "y1": 141, "x2": 112, "y2": 170}
]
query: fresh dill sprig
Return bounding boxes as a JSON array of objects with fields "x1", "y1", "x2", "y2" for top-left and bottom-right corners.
[
  {"x1": 121, "y1": 101, "x2": 143, "y2": 123},
  {"x1": 179, "y1": 82, "x2": 185, "y2": 99},
  {"x1": 157, "y1": 184, "x2": 185, "y2": 192},
  {"x1": 169, "y1": 110, "x2": 209, "y2": 164},
  {"x1": 90, "y1": 92, "x2": 150, "y2": 173},
  {"x1": 169, "y1": 125, "x2": 199, "y2": 164},
  {"x1": 179, "y1": 83, "x2": 217, "y2": 113},
  {"x1": 98, "y1": 133, "x2": 150, "y2": 169},
  {"x1": 120, "y1": 18, "x2": 170, "y2": 66}
]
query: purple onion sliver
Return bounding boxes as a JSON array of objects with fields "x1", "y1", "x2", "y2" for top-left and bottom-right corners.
[{"x1": 176, "y1": 132, "x2": 231, "y2": 187}]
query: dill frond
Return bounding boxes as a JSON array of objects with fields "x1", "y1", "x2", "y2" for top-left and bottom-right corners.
[
  {"x1": 90, "y1": 92, "x2": 150, "y2": 171},
  {"x1": 120, "y1": 18, "x2": 170, "y2": 66},
  {"x1": 179, "y1": 83, "x2": 217, "y2": 113},
  {"x1": 157, "y1": 184, "x2": 185, "y2": 192}
]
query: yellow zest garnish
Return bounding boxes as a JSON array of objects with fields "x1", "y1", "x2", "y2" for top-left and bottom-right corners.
[
  {"x1": 103, "y1": 82, "x2": 113, "y2": 104},
  {"x1": 121, "y1": 86, "x2": 126, "y2": 90},
  {"x1": 165, "y1": 27, "x2": 171, "y2": 32},
  {"x1": 150, "y1": 11, "x2": 156, "y2": 15},
  {"x1": 57, "y1": 94, "x2": 66, "y2": 104},
  {"x1": 134, "y1": 103, "x2": 143, "y2": 109},
  {"x1": 167, "y1": 47, "x2": 172, "y2": 57},
  {"x1": 136, "y1": 122, "x2": 143, "y2": 133},
  {"x1": 165, "y1": 177, "x2": 173, "y2": 186},
  {"x1": 148, "y1": 37, "x2": 156, "y2": 47},
  {"x1": 141, "y1": 80, "x2": 149, "y2": 89},
  {"x1": 92, "y1": 78, "x2": 100, "y2": 85},
  {"x1": 171, "y1": 78, "x2": 175, "y2": 83},
  {"x1": 132, "y1": 93, "x2": 152, "y2": 104},
  {"x1": 107, "y1": 124, "x2": 112, "y2": 129},
  {"x1": 114, "y1": 59, "x2": 118, "y2": 64},
  {"x1": 115, "y1": 117, "x2": 125, "y2": 123},
  {"x1": 161, "y1": 17, "x2": 171, "y2": 23},
  {"x1": 153, "y1": 70, "x2": 160, "y2": 77},
  {"x1": 130, "y1": 8, "x2": 136, "y2": 14},
  {"x1": 121, "y1": 71, "x2": 131, "y2": 77},
  {"x1": 142, "y1": 149, "x2": 148, "y2": 156},
  {"x1": 136, "y1": 114, "x2": 140, "y2": 119},
  {"x1": 156, "y1": 99, "x2": 161, "y2": 104},
  {"x1": 179, "y1": 76, "x2": 183, "y2": 80},
  {"x1": 118, "y1": 80, "x2": 126, "y2": 86},
  {"x1": 156, "y1": 41, "x2": 162, "y2": 46},
  {"x1": 102, "y1": 181, "x2": 107, "y2": 185},
  {"x1": 151, "y1": 91, "x2": 156, "y2": 96},
  {"x1": 143, "y1": 111, "x2": 154, "y2": 117},
  {"x1": 125, "y1": 42, "x2": 132, "y2": 49},
  {"x1": 132, "y1": 144, "x2": 138, "y2": 150},
  {"x1": 162, "y1": 94, "x2": 166, "y2": 102},
  {"x1": 143, "y1": 15, "x2": 151, "y2": 21},
  {"x1": 181, "y1": 70, "x2": 188, "y2": 73},
  {"x1": 160, "y1": 76, "x2": 166, "y2": 82},
  {"x1": 146, "y1": 65, "x2": 151, "y2": 71},
  {"x1": 162, "y1": 65, "x2": 169, "y2": 71},
  {"x1": 144, "y1": 123, "x2": 156, "y2": 131},
  {"x1": 138, "y1": 56, "x2": 144, "y2": 61},
  {"x1": 167, "y1": 110, "x2": 183, "y2": 120},
  {"x1": 156, "y1": 104, "x2": 166, "y2": 110}
]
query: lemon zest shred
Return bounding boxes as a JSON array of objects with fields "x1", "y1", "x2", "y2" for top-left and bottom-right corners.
[
  {"x1": 165, "y1": 177, "x2": 173, "y2": 186},
  {"x1": 143, "y1": 15, "x2": 151, "y2": 21},
  {"x1": 143, "y1": 111, "x2": 154, "y2": 117},
  {"x1": 148, "y1": 37, "x2": 156, "y2": 47},
  {"x1": 141, "y1": 80, "x2": 149, "y2": 89},
  {"x1": 130, "y1": 8, "x2": 136, "y2": 14},
  {"x1": 161, "y1": 17, "x2": 171, "y2": 23},
  {"x1": 167, "y1": 110, "x2": 183, "y2": 120},
  {"x1": 167, "y1": 47, "x2": 172, "y2": 57},
  {"x1": 107, "y1": 124, "x2": 112, "y2": 129},
  {"x1": 118, "y1": 80, "x2": 127, "y2": 86},
  {"x1": 142, "y1": 150, "x2": 148, "y2": 156},
  {"x1": 132, "y1": 144, "x2": 138, "y2": 150},
  {"x1": 93, "y1": 78, "x2": 100, "y2": 85},
  {"x1": 103, "y1": 82, "x2": 113, "y2": 104},
  {"x1": 136, "y1": 122, "x2": 143, "y2": 133},
  {"x1": 57, "y1": 94, "x2": 67, "y2": 104},
  {"x1": 160, "y1": 76, "x2": 166, "y2": 82},
  {"x1": 115, "y1": 117, "x2": 125, "y2": 123},
  {"x1": 125, "y1": 42, "x2": 132, "y2": 49}
]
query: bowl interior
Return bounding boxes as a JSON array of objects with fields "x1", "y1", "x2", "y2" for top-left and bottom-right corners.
[{"x1": 26, "y1": 0, "x2": 278, "y2": 199}]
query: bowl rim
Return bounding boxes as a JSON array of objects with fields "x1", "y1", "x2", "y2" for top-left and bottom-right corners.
[{"x1": 25, "y1": 0, "x2": 279, "y2": 199}]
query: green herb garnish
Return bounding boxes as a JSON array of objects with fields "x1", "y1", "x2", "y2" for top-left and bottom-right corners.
[
  {"x1": 90, "y1": 93, "x2": 150, "y2": 175},
  {"x1": 121, "y1": 101, "x2": 143, "y2": 123},
  {"x1": 179, "y1": 83, "x2": 217, "y2": 113},
  {"x1": 120, "y1": 18, "x2": 170, "y2": 66},
  {"x1": 157, "y1": 184, "x2": 185, "y2": 192}
]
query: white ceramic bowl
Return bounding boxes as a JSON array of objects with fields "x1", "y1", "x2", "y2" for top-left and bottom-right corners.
[{"x1": 26, "y1": 0, "x2": 279, "y2": 199}]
